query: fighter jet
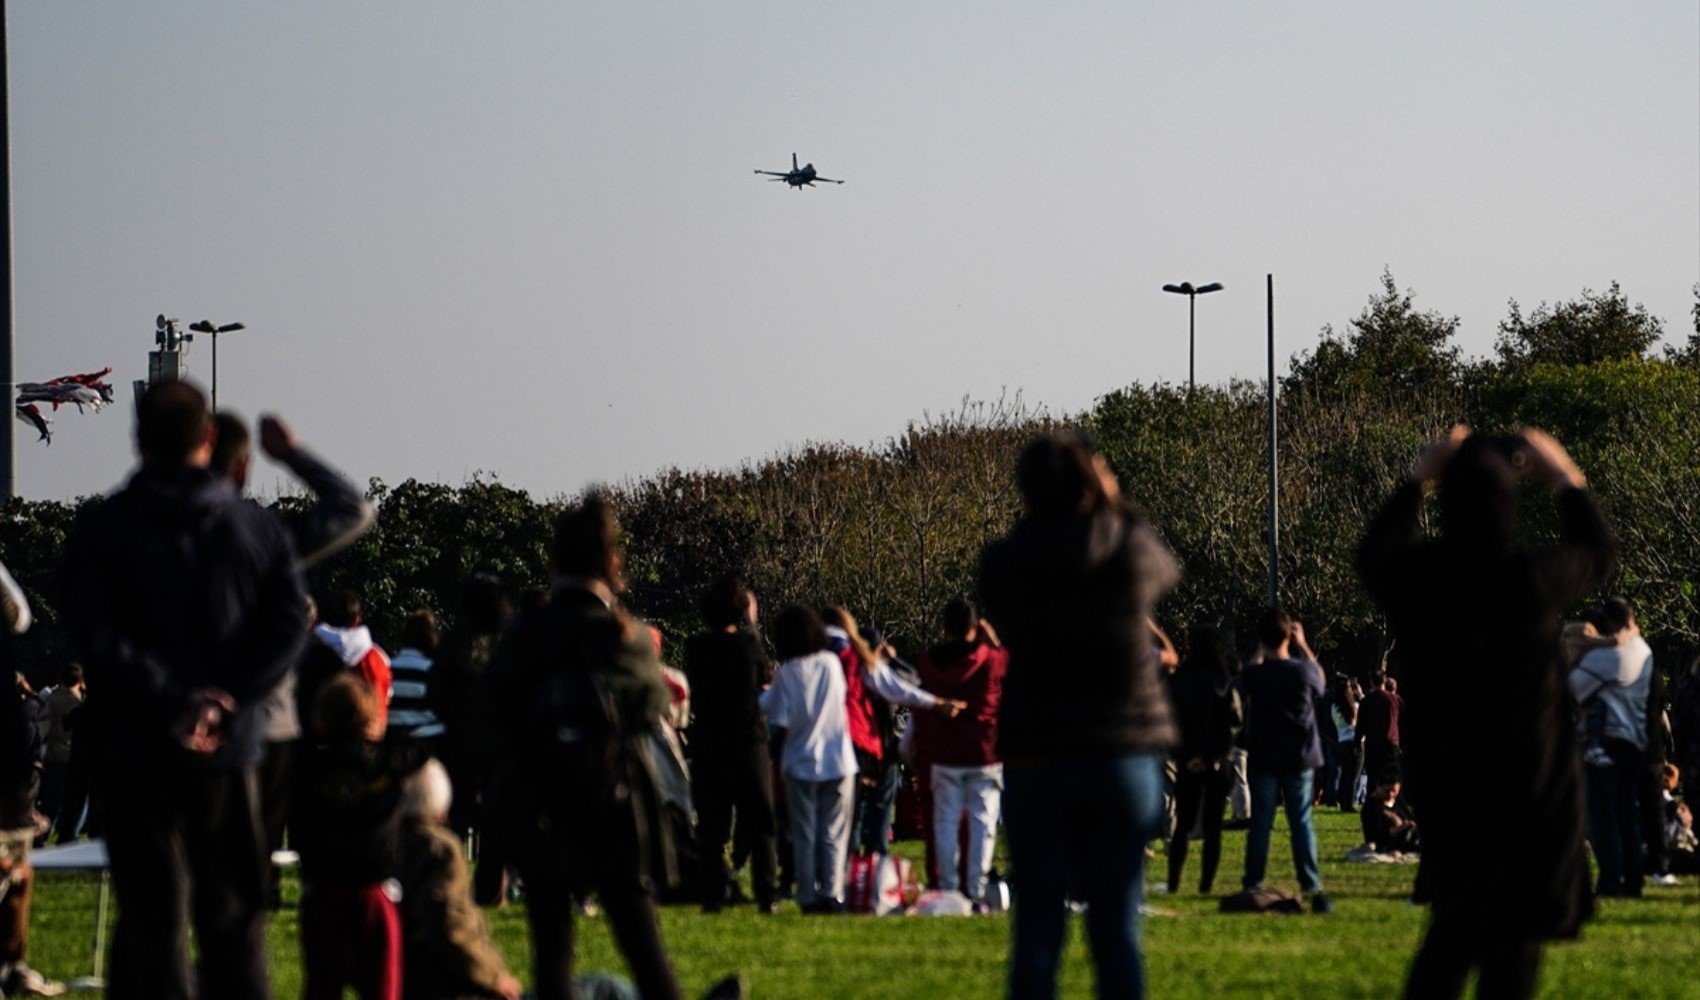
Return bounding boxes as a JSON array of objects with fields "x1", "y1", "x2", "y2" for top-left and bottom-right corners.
[{"x1": 754, "y1": 153, "x2": 845, "y2": 189}]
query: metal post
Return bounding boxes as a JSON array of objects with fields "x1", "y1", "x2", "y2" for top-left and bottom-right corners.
[
  {"x1": 211, "y1": 331, "x2": 218, "y2": 413},
  {"x1": 1266, "y1": 273, "x2": 1278, "y2": 608},
  {"x1": 1188, "y1": 293, "x2": 1196, "y2": 391},
  {"x1": 0, "y1": 0, "x2": 15, "y2": 500}
]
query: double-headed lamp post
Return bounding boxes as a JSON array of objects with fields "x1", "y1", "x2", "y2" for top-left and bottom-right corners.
[
  {"x1": 188, "y1": 320, "x2": 246, "y2": 412},
  {"x1": 1161, "y1": 281, "x2": 1224, "y2": 391}
]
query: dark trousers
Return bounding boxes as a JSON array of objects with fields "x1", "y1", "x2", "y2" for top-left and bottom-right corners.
[
  {"x1": 301, "y1": 883, "x2": 401, "y2": 1000},
  {"x1": 693, "y1": 743, "x2": 778, "y2": 907},
  {"x1": 1004, "y1": 752, "x2": 1163, "y2": 1000},
  {"x1": 1639, "y1": 765, "x2": 1667, "y2": 875},
  {"x1": 1167, "y1": 766, "x2": 1229, "y2": 893},
  {"x1": 1335, "y1": 740, "x2": 1362, "y2": 809},
  {"x1": 1363, "y1": 739, "x2": 1401, "y2": 789},
  {"x1": 101, "y1": 764, "x2": 271, "y2": 1000},
  {"x1": 36, "y1": 761, "x2": 69, "y2": 841},
  {"x1": 53, "y1": 745, "x2": 93, "y2": 843},
  {"x1": 1316, "y1": 738, "x2": 1340, "y2": 807},
  {"x1": 521, "y1": 870, "x2": 682, "y2": 1000},
  {"x1": 1585, "y1": 738, "x2": 1645, "y2": 896},
  {"x1": 258, "y1": 740, "x2": 294, "y2": 907},
  {"x1": 1405, "y1": 912, "x2": 1543, "y2": 1000},
  {"x1": 853, "y1": 758, "x2": 903, "y2": 855}
]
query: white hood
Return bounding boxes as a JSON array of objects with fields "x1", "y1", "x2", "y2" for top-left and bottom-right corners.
[{"x1": 313, "y1": 623, "x2": 374, "y2": 667}]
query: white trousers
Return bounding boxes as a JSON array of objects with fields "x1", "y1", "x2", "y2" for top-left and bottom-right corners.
[
  {"x1": 785, "y1": 773, "x2": 857, "y2": 907},
  {"x1": 932, "y1": 762, "x2": 1004, "y2": 901}
]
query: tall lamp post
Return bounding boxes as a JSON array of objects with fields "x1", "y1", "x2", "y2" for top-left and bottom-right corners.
[
  {"x1": 188, "y1": 320, "x2": 246, "y2": 412},
  {"x1": 1161, "y1": 281, "x2": 1224, "y2": 391}
]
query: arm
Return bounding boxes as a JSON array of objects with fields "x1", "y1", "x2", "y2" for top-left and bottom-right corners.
[
  {"x1": 220, "y1": 517, "x2": 310, "y2": 708},
  {"x1": 758, "y1": 667, "x2": 787, "y2": 728},
  {"x1": 0, "y1": 560, "x2": 31, "y2": 634},
  {"x1": 862, "y1": 660, "x2": 943, "y2": 711},
  {"x1": 261, "y1": 416, "x2": 376, "y2": 569},
  {"x1": 1357, "y1": 480, "x2": 1425, "y2": 605},
  {"x1": 1149, "y1": 619, "x2": 1179, "y2": 671},
  {"x1": 1131, "y1": 523, "x2": 1181, "y2": 610}
]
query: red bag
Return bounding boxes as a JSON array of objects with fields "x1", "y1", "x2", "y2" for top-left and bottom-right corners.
[{"x1": 845, "y1": 852, "x2": 880, "y2": 914}]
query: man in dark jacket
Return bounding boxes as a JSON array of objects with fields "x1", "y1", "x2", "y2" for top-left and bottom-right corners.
[
  {"x1": 1359, "y1": 427, "x2": 1613, "y2": 1000},
  {"x1": 1357, "y1": 673, "x2": 1403, "y2": 790},
  {"x1": 915, "y1": 598, "x2": 1008, "y2": 908},
  {"x1": 1238, "y1": 608, "x2": 1330, "y2": 912},
  {"x1": 62, "y1": 381, "x2": 307, "y2": 999}
]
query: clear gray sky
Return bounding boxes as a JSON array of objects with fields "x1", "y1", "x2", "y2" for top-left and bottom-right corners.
[{"x1": 11, "y1": 2, "x2": 1698, "y2": 500}]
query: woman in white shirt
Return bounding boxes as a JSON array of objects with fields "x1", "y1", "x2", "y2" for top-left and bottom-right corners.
[{"x1": 760, "y1": 605, "x2": 857, "y2": 913}]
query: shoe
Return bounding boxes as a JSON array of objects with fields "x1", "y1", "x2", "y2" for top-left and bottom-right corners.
[
  {"x1": 701, "y1": 974, "x2": 748, "y2": 1000},
  {"x1": 1, "y1": 964, "x2": 66, "y2": 997},
  {"x1": 701, "y1": 900, "x2": 724, "y2": 915},
  {"x1": 756, "y1": 900, "x2": 781, "y2": 915},
  {"x1": 1310, "y1": 893, "x2": 1334, "y2": 915},
  {"x1": 1223, "y1": 818, "x2": 1252, "y2": 831},
  {"x1": 1651, "y1": 873, "x2": 1680, "y2": 887},
  {"x1": 1582, "y1": 745, "x2": 1613, "y2": 768},
  {"x1": 971, "y1": 901, "x2": 991, "y2": 916}
]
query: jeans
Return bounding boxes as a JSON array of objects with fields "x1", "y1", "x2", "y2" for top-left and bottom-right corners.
[
  {"x1": 1004, "y1": 752, "x2": 1163, "y2": 1000},
  {"x1": 1584, "y1": 738, "x2": 1645, "y2": 896},
  {"x1": 784, "y1": 773, "x2": 856, "y2": 908},
  {"x1": 1243, "y1": 769, "x2": 1322, "y2": 894},
  {"x1": 931, "y1": 763, "x2": 1003, "y2": 901},
  {"x1": 854, "y1": 758, "x2": 904, "y2": 855}
]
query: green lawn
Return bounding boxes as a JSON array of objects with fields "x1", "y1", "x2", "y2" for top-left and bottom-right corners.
[{"x1": 23, "y1": 809, "x2": 1700, "y2": 998}]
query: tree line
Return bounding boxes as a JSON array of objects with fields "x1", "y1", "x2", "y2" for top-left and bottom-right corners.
[{"x1": 5, "y1": 275, "x2": 1698, "y2": 679}]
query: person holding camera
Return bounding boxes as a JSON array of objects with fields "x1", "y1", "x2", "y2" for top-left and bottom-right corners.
[{"x1": 1359, "y1": 426, "x2": 1614, "y2": 1000}]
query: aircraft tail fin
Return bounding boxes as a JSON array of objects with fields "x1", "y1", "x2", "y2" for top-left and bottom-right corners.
[{"x1": 792, "y1": 152, "x2": 798, "y2": 170}]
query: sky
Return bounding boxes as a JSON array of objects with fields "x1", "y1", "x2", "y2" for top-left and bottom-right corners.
[{"x1": 9, "y1": 2, "x2": 1698, "y2": 500}]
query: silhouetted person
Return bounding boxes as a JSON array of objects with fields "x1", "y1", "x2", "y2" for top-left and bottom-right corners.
[
  {"x1": 63, "y1": 381, "x2": 307, "y2": 999},
  {"x1": 487, "y1": 495, "x2": 683, "y2": 1000},
  {"x1": 1164, "y1": 626, "x2": 1242, "y2": 895},
  {"x1": 979, "y1": 432, "x2": 1180, "y2": 1000},
  {"x1": 1359, "y1": 427, "x2": 1614, "y2": 1000},
  {"x1": 1357, "y1": 673, "x2": 1403, "y2": 789},
  {"x1": 685, "y1": 575, "x2": 778, "y2": 914},
  {"x1": 1568, "y1": 597, "x2": 1652, "y2": 897}
]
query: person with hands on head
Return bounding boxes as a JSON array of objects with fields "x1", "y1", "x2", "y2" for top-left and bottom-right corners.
[{"x1": 1359, "y1": 426, "x2": 1614, "y2": 1000}]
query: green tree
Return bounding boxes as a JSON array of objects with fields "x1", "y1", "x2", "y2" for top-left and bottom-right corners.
[
  {"x1": 1495, "y1": 281, "x2": 1662, "y2": 369},
  {"x1": 1285, "y1": 270, "x2": 1461, "y2": 397}
]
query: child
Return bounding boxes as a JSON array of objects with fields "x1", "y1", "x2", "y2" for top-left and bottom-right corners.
[
  {"x1": 397, "y1": 759, "x2": 522, "y2": 1000},
  {"x1": 294, "y1": 674, "x2": 428, "y2": 1000}
]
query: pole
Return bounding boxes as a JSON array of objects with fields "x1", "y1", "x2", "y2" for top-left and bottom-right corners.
[
  {"x1": 1266, "y1": 273, "x2": 1278, "y2": 608},
  {"x1": 0, "y1": 0, "x2": 15, "y2": 501},
  {"x1": 211, "y1": 331, "x2": 218, "y2": 413},
  {"x1": 1188, "y1": 293, "x2": 1196, "y2": 391}
]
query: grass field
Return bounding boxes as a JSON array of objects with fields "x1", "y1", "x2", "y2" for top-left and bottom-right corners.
[{"x1": 21, "y1": 808, "x2": 1699, "y2": 998}]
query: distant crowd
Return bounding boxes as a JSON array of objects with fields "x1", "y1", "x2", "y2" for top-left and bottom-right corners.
[{"x1": 0, "y1": 381, "x2": 1695, "y2": 1000}]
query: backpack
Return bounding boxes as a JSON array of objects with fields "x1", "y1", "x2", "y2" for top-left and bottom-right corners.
[{"x1": 1218, "y1": 887, "x2": 1305, "y2": 914}]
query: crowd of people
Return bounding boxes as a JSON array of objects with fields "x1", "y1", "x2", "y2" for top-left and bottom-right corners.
[{"x1": 0, "y1": 382, "x2": 1696, "y2": 1000}]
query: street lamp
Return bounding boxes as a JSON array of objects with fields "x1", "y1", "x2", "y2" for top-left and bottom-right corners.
[
  {"x1": 188, "y1": 320, "x2": 246, "y2": 412},
  {"x1": 1161, "y1": 281, "x2": 1224, "y2": 391}
]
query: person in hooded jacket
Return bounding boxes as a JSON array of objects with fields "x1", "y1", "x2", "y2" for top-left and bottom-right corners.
[
  {"x1": 1164, "y1": 625, "x2": 1243, "y2": 895},
  {"x1": 1359, "y1": 426, "x2": 1614, "y2": 1000},
  {"x1": 915, "y1": 598, "x2": 1009, "y2": 909},
  {"x1": 299, "y1": 591, "x2": 393, "y2": 734},
  {"x1": 979, "y1": 432, "x2": 1180, "y2": 1000}
]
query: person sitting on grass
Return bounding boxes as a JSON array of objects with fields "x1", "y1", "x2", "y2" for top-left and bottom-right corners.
[
  {"x1": 294, "y1": 673, "x2": 428, "y2": 1000},
  {"x1": 1361, "y1": 780, "x2": 1420, "y2": 854}
]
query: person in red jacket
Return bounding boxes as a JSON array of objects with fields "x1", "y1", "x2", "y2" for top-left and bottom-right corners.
[{"x1": 915, "y1": 598, "x2": 1009, "y2": 910}]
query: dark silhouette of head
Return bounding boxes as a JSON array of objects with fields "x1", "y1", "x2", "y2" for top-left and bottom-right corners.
[
  {"x1": 551, "y1": 492, "x2": 622, "y2": 586},
  {"x1": 210, "y1": 412, "x2": 252, "y2": 487},
  {"x1": 1016, "y1": 432, "x2": 1114, "y2": 519},
  {"x1": 401, "y1": 609, "x2": 439, "y2": 654},
  {"x1": 460, "y1": 572, "x2": 510, "y2": 636},
  {"x1": 1597, "y1": 597, "x2": 1634, "y2": 635},
  {"x1": 1184, "y1": 625, "x2": 1236, "y2": 679},
  {"x1": 320, "y1": 590, "x2": 363, "y2": 629},
  {"x1": 700, "y1": 574, "x2": 753, "y2": 631},
  {"x1": 1440, "y1": 435, "x2": 1518, "y2": 547},
  {"x1": 941, "y1": 597, "x2": 978, "y2": 641},
  {"x1": 773, "y1": 604, "x2": 828, "y2": 661},
  {"x1": 136, "y1": 380, "x2": 213, "y2": 467},
  {"x1": 313, "y1": 673, "x2": 381, "y2": 744},
  {"x1": 1258, "y1": 607, "x2": 1294, "y2": 652}
]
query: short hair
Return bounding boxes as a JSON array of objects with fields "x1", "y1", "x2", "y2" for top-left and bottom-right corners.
[
  {"x1": 402, "y1": 758, "x2": 453, "y2": 821},
  {"x1": 63, "y1": 662, "x2": 84, "y2": 686},
  {"x1": 209, "y1": 412, "x2": 251, "y2": 480},
  {"x1": 1257, "y1": 607, "x2": 1294, "y2": 650},
  {"x1": 941, "y1": 598, "x2": 977, "y2": 639},
  {"x1": 551, "y1": 492, "x2": 620, "y2": 581},
  {"x1": 320, "y1": 590, "x2": 363, "y2": 629},
  {"x1": 700, "y1": 574, "x2": 753, "y2": 630},
  {"x1": 1383, "y1": 676, "x2": 1398, "y2": 694},
  {"x1": 1015, "y1": 432, "x2": 1112, "y2": 519},
  {"x1": 773, "y1": 604, "x2": 828, "y2": 661},
  {"x1": 313, "y1": 673, "x2": 380, "y2": 744},
  {"x1": 1597, "y1": 598, "x2": 1634, "y2": 634},
  {"x1": 136, "y1": 381, "x2": 211, "y2": 463},
  {"x1": 401, "y1": 609, "x2": 439, "y2": 654},
  {"x1": 461, "y1": 572, "x2": 510, "y2": 635}
]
